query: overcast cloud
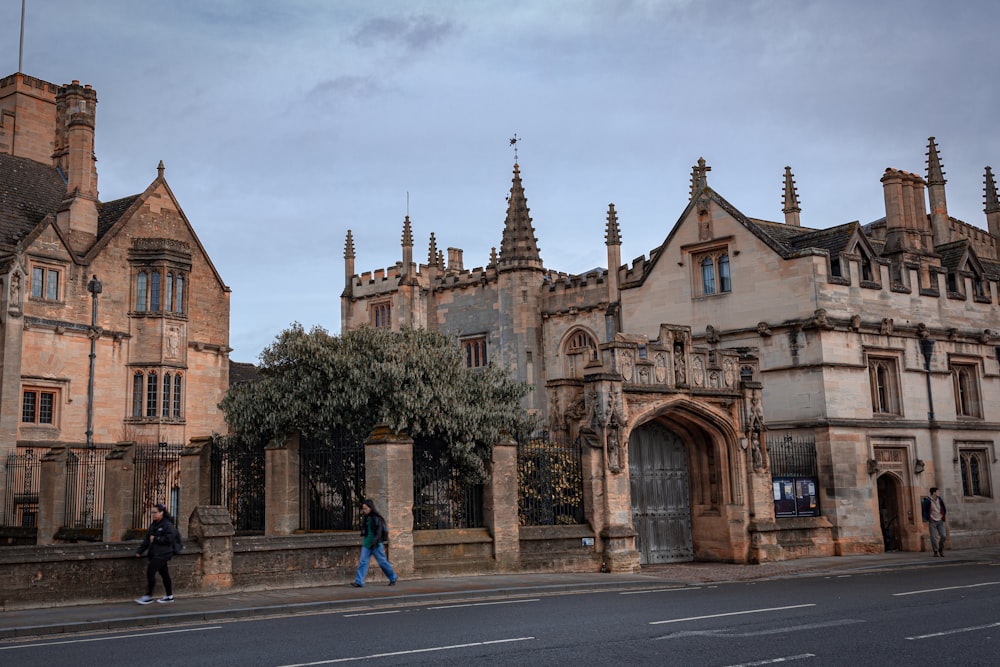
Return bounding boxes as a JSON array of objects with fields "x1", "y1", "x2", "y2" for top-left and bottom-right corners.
[{"x1": 3, "y1": 0, "x2": 998, "y2": 362}]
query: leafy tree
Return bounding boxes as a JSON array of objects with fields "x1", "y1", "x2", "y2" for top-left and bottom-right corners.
[{"x1": 220, "y1": 324, "x2": 534, "y2": 481}]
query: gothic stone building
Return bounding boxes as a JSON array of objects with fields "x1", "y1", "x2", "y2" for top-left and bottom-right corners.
[
  {"x1": 342, "y1": 140, "x2": 1000, "y2": 568},
  {"x1": 0, "y1": 73, "x2": 231, "y2": 524}
]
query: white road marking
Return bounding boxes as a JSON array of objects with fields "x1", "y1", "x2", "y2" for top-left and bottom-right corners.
[
  {"x1": 653, "y1": 618, "x2": 863, "y2": 640},
  {"x1": 426, "y1": 598, "x2": 539, "y2": 610},
  {"x1": 0, "y1": 626, "x2": 221, "y2": 651},
  {"x1": 721, "y1": 654, "x2": 816, "y2": 666},
  {"x1": 342, "y1": 610, "x2": 402, "y2": 617},
  {"x1": 906, "y1": 621, "x2": 1000, "y2": 640},
  {"x1": 276, "y1": 636, "x2": 535, "y2": 665},
  {"x1": 893, "y1": 581, "x2": 1000, "y2": 596},
  {"x1": 649, "y1": 603, "x2": 816, "y2": 625},
  {"x1": 621, "y1": 587, "x2": 702, "y2": 595}
]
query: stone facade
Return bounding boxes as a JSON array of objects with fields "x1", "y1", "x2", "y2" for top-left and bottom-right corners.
[
  {"x1": 0, "y1": 72, "x2": 230, "y2": 535},
  {"x1": 342, "y1": 140, "x2": 1000, "y2": 567}
]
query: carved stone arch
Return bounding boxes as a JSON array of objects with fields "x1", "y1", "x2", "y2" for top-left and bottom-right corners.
[{"x1": 560, "y1": 326, "x2": 599, "y2": 379}]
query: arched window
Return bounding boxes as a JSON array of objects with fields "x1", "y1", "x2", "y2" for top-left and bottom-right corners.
[
  {"x1": 172, "y1": 373, "x2": 183, "y2": 418},
  {"x1": 150, "y1": 271, "x2": 161, "y2": 311},
  {"x1": 693, "y1": 248, "x2": 732, "y2": 297},
  {"x1": 701, "y1": 257, "x2": 716, "y2": 295},
  {"x1": 136, "y1": 271, "x2": 147, "y2": 312},
  {"x1": 175, "y1": 274, "x2": 184, "y2": 313},
  {"x1": 132, "y1": 373, "x2": 143, "y2": 417},
  {"x1": 718, "y1": 254, "x2": 731, "y2": 292},
  {"x1": 146, "y1": 372, "x2": 158, "y2": 417},
  {"x1": 162, "y1": 373, "x2": 172, "y2": 417},
  {"x1": 564, "y1": 329, "x2": 598, "y2": 378},
  {"x1": 165, "y1": 272, "x2": 173, "y2": 312}
]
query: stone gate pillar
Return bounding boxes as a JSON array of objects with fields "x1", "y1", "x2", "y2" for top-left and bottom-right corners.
[
  {"x1": 485, "y1": 436, "x2": 519, "y2": 570},
  {"x1": 36, "y1": 446, "x2": 69, "y2": 545},
  {"x1": 364, "y1": 424, "x2": 414, "y2": 576},
  {"x1": 103, "y1": 441, "x2": 136, "y2": 542},
  {"x1": 265, "y1": 432, "x2": 301, "y2": 536},
  {"x1": 179, "y1": 436, "x2": 214, "y2": 539}
]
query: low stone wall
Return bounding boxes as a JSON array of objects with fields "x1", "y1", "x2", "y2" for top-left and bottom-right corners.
[
  {"x1": 232, "y1": 533, "x2": 360, "y2": 589},
  {"x1": 413, "y1": 528, "x2": 495, "y2": 577},
  {"x1": 519, "y1": 524, "x2": 600, "y2": 572}
]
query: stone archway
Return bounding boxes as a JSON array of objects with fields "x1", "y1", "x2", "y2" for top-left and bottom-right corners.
[{"x1": 628, "y1": 421, "x2": 693, "y2": 563}]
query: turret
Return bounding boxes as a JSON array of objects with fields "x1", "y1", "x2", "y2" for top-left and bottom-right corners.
[
  {"x1": 605, "y1": 203, "x2": 621, "y2": 297},
  {"x1": 497, "y1": 162, "x2": 543, "y2": 271},
  {"x1": 344, "y1": 229, "x2": 355, "y2": 294},
  {"x1": 53, "y1": 80, "x2": 99, "y2": 254},
  {"x1": 781, "y1": 166, "x2": 801, "y2": 227}
]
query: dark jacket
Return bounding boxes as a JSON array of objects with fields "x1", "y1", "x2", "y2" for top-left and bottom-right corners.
[
  {"x1": 360, "y1": 514, "x2": 388, "y2": 549},
  {"x1": 921, "y1": 495, "x2": 947, "y2": 522},
  {"x1": 137, "y1": 517, "x2": 179, "y2": 560}
]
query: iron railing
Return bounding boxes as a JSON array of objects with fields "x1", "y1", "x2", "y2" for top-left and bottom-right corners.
[
  {"x1": 298, "y1": 432, "x2": 366, "y2": 531},
  {"x1": 210, "y1": 435, "x2": 266, "y2": 534},
  {"x1": 517, "y1": 432, "x2": 585, "y2": 526},
  {"x1": 768, "y1": 434, "x2": 820, "y2": 518},
  {"x1": 132, "y1": 442, "x2": 184, "y2": 530},
  {"x1": 1, "y1": 446, "x2": 47, "y2": 528},
  {"x1": 63, "y1": 446, "x2": 111, "y2": 530},
  {"x1": 412, "y1": 438, "x2": 483, "y2": 530}
]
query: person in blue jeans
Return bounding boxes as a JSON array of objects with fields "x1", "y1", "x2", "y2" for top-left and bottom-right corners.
[{"x1": 352, "y1": 498, "x2": 398, "y2": 587}]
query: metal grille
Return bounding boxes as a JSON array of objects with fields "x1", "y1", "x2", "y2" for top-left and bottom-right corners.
[
  {"x1": 412, "y1": 438, "x2": 483, "y2": 530},
  {"x1": 1, "y1": 446, "x2": 47, "y2": 528},
  {"x1": 64, "y1": 446, "x2": 111, "y2": 529},
  {"x1": 298, "y1": 432, "x2": 366, "y2": 531},
  {"x1": 517, "y1": 432, "x2": 585, "y2": 526},
  {"x1": 210, "y1": 435, "x2": 266, "y2": 534},
  {"x1": 132, "y1": 442, "x2": 184, "y2": 530},
  {"x1": 767, "y1": 435, "x2": 818, "y2": 477}
]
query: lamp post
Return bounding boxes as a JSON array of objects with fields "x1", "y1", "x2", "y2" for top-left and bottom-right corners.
[
  {"x1": 919, "y1": 337, "x2": 935, "y2": 422},
  {"x1": 86, "y1": 275, "x2": 102, "y2": 448}
]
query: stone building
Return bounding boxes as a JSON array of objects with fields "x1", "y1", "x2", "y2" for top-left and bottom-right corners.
[
  {"x1": 342, "y1": 137, "x2": 1000, "y2": 568},
  {"x1": 0, "y1": 72, "x2": 230, "y2": 530}
]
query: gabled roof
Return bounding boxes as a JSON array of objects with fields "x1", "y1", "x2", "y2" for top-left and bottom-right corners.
[{"x1": 0, "y1": 153, "x2": 66, "y2": 248}]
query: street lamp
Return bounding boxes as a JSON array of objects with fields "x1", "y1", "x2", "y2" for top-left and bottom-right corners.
[
  {"x1": 919, "y1": 336, "x2": 935, "y2": 422},
  {"x1": 86, "y1": 275, "x2": 102, "y2": 448}
]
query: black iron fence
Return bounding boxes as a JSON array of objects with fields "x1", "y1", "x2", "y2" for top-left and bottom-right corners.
[
  {"x1": 63, "y1": 446, "x2": 112, "y2": 531},
  {"x1": 768, "y1": 434, "x2": 820, "y2": 518},
  {"x1": 210, "y1": 435, "x2": 266, "y2": 534},
  {"x1": 517, "y1": 432, "x2": 585, "y2": 526},
  {"x1": 299, "y1": 432, "x2": 366, "y2": 531},
  {"x1": 132, "y1": 442, "x2": 184, "y2": 531},
  {"x1": 412, "y1": 438, "x2": 483, "y2": 530},
  {"x1": 1, "y1": 446, "x2": 48, "y2": 529}
]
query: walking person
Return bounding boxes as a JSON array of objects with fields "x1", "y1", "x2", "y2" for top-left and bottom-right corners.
[
  {"x1": 135, "y1": 503, "x2": 179, "y2": 603},
  {"x1": 921, "y1": 487, "x2": 948, "y2": 557},
  {"x1": 352, "y1": 498, "x2": 398, "y2": 587}
]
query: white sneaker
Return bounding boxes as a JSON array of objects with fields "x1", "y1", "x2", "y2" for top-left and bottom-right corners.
[
  {"x1": 135, "y1": 595, "x2": 153, "y2": 605},
  {"x1": 156, "y1": 595, "x2": 174, "y2": 603}
]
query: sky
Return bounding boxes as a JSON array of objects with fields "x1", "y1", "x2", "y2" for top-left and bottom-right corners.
[{"x1": 3, "y1": 1, "x2": 999, "y2": 363}]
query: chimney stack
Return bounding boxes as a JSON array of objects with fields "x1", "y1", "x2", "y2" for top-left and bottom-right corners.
[{"x1": 54, "y1": 81, "x2": 98, "y2": 254}]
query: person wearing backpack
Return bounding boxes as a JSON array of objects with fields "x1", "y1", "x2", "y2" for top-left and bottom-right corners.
[
  {"x1": 352, "y1": 498, "x2": 398, "y2": 587},
  {"x1": 135, "y1": 503, "x2": 180, "y2": 604}
]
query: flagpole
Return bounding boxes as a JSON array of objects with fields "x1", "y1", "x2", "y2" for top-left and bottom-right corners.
[{"x1": 19, "y1": 0, "x2": 27, "y2": 73}]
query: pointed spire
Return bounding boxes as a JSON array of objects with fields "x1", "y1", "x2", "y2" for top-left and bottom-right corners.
[
  {"x1": 401, "y1": 215, "x2": 413, "y2": 247},
  {"x1": 925, "y1": 137, "x2": 950, "y2": 246},
  {"x1": 157, "y1": 160, "x2": 165, "y2": 179},
  {"x1": 489, "y1": 247, "x2": 497, "y2": 267},
  {"x1": 498, "y1": 162, "x2": 543, "y2": 270},
  {"x1": 985, "y1": 166, "x2": 1000, "y2": 238},
  {"x1": 782, "y1": 166, "x2": 801, "y2": 226},
  {"x1": 400, "y1": 215, "x2": 416, "y2": 284},
  {"x1": 926, "y1": 136, "x2": 946, "y2": 185},
  {"x1": 427, "y1": 232, "x2": 439, "y2": 267},
  {"x1": 344, "y1": 229, "x2": 355, "y2": 259},
  {"x1": 985, "y1": 166, "x2": 999, "y2": 213},
  {"x1": 605, "y1": 204, "x2": 621, "y2": 245},
  {"x1": 689, "y1": 157, "x2": 711, "y2": 199}
]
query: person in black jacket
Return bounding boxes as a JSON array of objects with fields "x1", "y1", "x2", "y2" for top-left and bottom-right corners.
[
  {"x1": 135, "y1": 503, "x2": 179, "y2": 603},
  {"x1": 352, "y1": 498, "x2": 398, "y2": 587}
]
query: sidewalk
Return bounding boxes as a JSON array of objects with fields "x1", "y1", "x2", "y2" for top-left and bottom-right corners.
[{"x1": 3, "y1": 546, "x2": 998, "y2": 641}]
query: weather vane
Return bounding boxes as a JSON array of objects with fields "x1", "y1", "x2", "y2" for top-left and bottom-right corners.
[{"x1": 509, "y1": 133, "x2": 520, "y2": 162}]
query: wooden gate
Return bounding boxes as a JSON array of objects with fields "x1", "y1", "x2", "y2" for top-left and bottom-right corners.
[{"x1": 628, "y1": 422, "x2": 693, "y2": 563}]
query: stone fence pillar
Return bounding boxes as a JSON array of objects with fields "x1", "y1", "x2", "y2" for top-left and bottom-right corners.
[
  {"x1": 179, "y1": 437, "x2": 214, "y2": 539},
  {"x1": 265, "y1": 432, "x2": 300, "y2": 536},
  {"x1": 103, "y1": 441, "x2": 136, "y2": 542},
  {"x1": 364, "y1": 424, "x2": 414, "y2": 576},
  {"x1": 485, "y1": 436, "x2": 519, "y2": 570},
  {"x1": 36, "y1": 446, "x2": 69, "y2": 545},
  {"x1": 188, "y1": 505, "x2": 235, "y2": 591}
]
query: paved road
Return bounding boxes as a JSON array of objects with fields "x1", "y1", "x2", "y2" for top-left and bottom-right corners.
[{"x1": 2, "y1": 553, "x2": 999, "y2": 666}]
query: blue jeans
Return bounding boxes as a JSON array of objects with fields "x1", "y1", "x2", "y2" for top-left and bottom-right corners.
[{"x1": 354, "y1": 543, "x2": 396, "y2": 586}]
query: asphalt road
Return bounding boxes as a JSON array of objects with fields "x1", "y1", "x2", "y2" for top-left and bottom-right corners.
[{"x1": 3, "y1": 562, "x2": 998, "y2": 666}]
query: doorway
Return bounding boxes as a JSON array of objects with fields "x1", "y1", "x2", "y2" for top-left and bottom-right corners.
[
  {"x1": 876, "y1": 474, "x2": 902, "y2": 552},
  {"x1": 628, "y1": 422, "x2": 693, "y2": 563}
]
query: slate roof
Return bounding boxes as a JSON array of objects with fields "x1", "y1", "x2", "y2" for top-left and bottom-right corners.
[
  {"x1": 98, "y1": 195, "x2": 140, "y2": 239},
  {"x1": 229, "y1": 361, "x2": 260, "y2": 387},
  {"x1": 0, "y1": 153, "x2": 66, "y2": 246}
]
